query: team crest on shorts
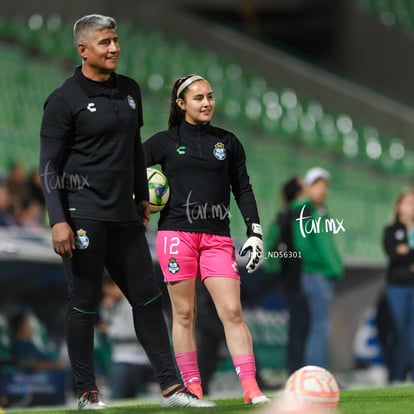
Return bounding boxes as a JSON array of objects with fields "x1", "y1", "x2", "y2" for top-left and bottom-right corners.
[
  {"x1": 75, "y1": 228, "x2": 89, "y2": 249},
  {"x1": 168, "y1": 258, "x2": 180, "y2": 274},
  {"x1": 127, "y1": 95, "x2": 136, "y2": 109},
  {"x1": 213, "y1": 142, "x2": 226, "y2": 160}
]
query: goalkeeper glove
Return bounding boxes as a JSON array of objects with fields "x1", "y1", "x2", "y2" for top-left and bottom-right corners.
[{"x1": 239, "y1": 223, "x2": 264, "y2": 274}]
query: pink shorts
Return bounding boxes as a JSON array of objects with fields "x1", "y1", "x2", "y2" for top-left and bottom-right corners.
[{"x1": 156, "y1": 230, "x2": 240, "y2": 283}]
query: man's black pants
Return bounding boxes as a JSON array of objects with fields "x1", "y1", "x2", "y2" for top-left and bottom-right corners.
[{"x1": 62, "y1": 218, "x2": 180, "y2": 395}]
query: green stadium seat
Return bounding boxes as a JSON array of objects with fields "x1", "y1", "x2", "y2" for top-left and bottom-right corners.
[
  {"x1": 358, "y1": 0, "x2": 414, "y2": 30},
  {"x1": 1, "y1": 18, "x2": 413, "y2": 261}
]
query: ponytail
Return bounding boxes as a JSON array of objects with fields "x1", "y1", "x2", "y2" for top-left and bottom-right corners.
[{"x1": 168, "y1": 77, "x2": 185, "y2": 128}]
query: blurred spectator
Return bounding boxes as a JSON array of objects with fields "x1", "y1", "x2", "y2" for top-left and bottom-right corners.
[
  {"x1": 5, "y1": 161, "x2": 29, "y2": 208},
  {"x1": 27, "y1": 169, "x2": 46, "y2": 226},
  {"x1": 382, "y1": 187, "x2": 414, "y2": 384},
  {"x1": 291, "y1": 167, "x2": 343, "y2": 368},
  {"x1": 0, "y1": 185, "x2": 15, "y2": 227},
  {"x1": 0, "y1": 163, "x2": 47, "y2": 229},
  {"x1": 0, "y1": 313, "x2": 12, "y2": 365},
  {"x1": 27, "y1": 169, "x2": 45, "y2": 210},
  {"x1": 8, "y1": 310, "x2": 66, "y2": 371},
  {"x1": 264, "y1": 175, "x2": 308, "y2": 375},
  {"x1": 12, "y1": 198, "x2": 45, "y2": 229},
  {"x1": 100, "y1": 277, "x2": 154, "y2": 399}
]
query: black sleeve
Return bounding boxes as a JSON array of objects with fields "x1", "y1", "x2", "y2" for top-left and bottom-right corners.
[
  {"x1": 278, "y1": 208, "x2": 295, "y2": 250},
  {"x1": 143, "y1": 132, "x2": 167, "y2": 167},
  {"x1": 383, "y1": 225, "x2": 400, "y2": 263},
  {"x1": 133, "y1": 133, "x2": 149, "y2": 203},
  {"x1": 39, "y1": 135, "x2": 67, "y2": 225},
  {"x1": 128, "y1": 81, "x2": 149, "y2": 203},
  {"x1": 39, "y1": 92, "x2": 72, "y2": 226},
  {"x1": 383, "y1": 224, "x2": 414, "y2": 266},
  {"x1": 383, "y1": 226, "x2": 395, "y2": 260},
  {"x1": 229, "y1": 134, "x2": 260, "y2": 227}
]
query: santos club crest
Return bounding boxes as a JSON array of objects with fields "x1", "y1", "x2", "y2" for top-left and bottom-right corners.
[
  {"x1": 213, "y1": 142, "x2": 226, "y2": 160},
  {"x1": 168, "y1": 258, "x2": 180, "y2": 274},
  {"x1": 127, "y1": 95, "x2": 136, "y2": 109},
  {"x1": 75, "y1": 228, "x2": 89, "y2": 249}
]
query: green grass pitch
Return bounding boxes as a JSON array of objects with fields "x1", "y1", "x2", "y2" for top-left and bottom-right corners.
[{"x1": 2, "y1": 386, "x2": 414, "y2": 414}]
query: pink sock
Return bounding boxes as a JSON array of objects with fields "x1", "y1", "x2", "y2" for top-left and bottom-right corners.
[
  {"x1": 232, "y1": 353, "x2": 257, "y2": 382},
  {"x1": 175, "y1": 350, "x2": 201, "y2": 387}
]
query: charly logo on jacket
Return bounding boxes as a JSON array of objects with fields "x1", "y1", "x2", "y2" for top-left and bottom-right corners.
[
  {"x1": 75, "y1": 228, "x2": 89, "y2": 249},
  {"x1": 168, "y1": 258, "x2": 180, "y2": 274},
  {"x1": 87, "y1": 103, "x2": 96, "y2": 112},
  {"x1": 176, "y1": 145, "x2": 186, "y2": 155},
  {"x1": 127, "y1": 95, "x2": 136, "y2": 109},
  {"x1": 213, "y1": 142, "x2": 226, "y2": 160}
]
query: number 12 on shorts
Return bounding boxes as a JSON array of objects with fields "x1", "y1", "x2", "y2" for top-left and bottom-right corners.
[{"x1": 162, "y1": 236, "x2": 180, "y2": 255}]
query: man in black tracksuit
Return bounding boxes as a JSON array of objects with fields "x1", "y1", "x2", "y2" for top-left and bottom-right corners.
[{"x1": 39, "y1": 14, "x2": 212, "y2": 409}]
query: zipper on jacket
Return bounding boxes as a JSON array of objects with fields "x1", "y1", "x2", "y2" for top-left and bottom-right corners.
[{"x1": 196, "y1": 125, "x2": 202, "y2": 158}]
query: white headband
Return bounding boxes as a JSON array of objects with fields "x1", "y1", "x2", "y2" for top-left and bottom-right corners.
[{"x1": 176, "y1": 75, "x2": 205, "y2": 98}]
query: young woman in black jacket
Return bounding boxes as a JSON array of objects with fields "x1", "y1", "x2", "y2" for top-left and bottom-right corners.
[
  {"x1": 383, "y1": 188, "x2": 414, "y2": 383},
  {"x1": 144, "y1": 75, "x2": 269, "y2": 405}
]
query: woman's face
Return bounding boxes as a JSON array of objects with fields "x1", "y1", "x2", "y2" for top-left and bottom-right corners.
[
  {"x1": 177, "y1": 80, "x2": 215, "y2": 125},
  {"x1": 398, "y1": 193, "x2": 414, "y2": 222}
]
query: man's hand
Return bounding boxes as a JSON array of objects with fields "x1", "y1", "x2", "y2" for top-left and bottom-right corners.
[
  {"x1": 137, "y1": 200, "x2": 151, "y2": 226},
  {"x1": 239, "y1": 223, "x2": 264, "y2": 274},
  {"x1": 52, "y1": 221, "x2": 75, "y2": 258}
]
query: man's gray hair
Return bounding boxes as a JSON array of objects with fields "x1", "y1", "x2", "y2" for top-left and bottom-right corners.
[{"x1": 73, "y1": 14, "x2": 117, "y2": 46}]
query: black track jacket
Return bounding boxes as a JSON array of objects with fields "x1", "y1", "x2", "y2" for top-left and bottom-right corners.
[
  {"x1": 383, "y1": 221, "x2": 414, "y2": 286},
  {"x1": 143, "y1": 121, "x2": 260, "y2": 236},
  {"x1": 39, "y1": 66, "x2": 148, "y2": 225}
]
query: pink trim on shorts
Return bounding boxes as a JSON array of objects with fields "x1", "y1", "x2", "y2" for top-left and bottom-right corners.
[{"x1": 156, "y1": 230, "x2": 240, "y2": 283}]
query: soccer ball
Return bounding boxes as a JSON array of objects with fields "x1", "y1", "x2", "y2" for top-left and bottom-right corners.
[
  {"x1": 147, "y1": 167, "x2": 170, "y2": 213},
  {"x1": 284, "y1": 366, "x2": 340, "y2": 413}
]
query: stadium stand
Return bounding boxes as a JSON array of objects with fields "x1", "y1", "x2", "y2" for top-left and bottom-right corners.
[
  {"x1": 357, "y1": 0, "x2": 414, "y2": 30},
  {"x1": 0, "y1": 17, "x2": 409, "y2": 261}
]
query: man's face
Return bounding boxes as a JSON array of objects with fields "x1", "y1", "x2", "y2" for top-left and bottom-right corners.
[
  {"x1": 307, "y1": 178, "x2": 329, "y2": 207},
  {"x1": 78, "y1": 28, "x2": 120, "y2": 77}
]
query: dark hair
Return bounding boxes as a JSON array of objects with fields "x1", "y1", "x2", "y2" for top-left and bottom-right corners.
[
  {"x1": 282, "y1": 176, "x2": 303, "y2": 203},
  {"x1": 168, "y1": 75, "x2": 189, "y2": 128},
  {"x1": 168, "y1": 74, "x2": 206, "y2": 128}
]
